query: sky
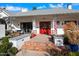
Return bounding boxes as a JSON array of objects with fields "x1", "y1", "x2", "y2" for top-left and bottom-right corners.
[{"x1": 0, "y1": 3, "x2": 79, "y2": 12}]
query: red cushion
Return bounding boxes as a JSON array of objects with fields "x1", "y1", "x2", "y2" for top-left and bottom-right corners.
[{"x1": 30, "y1": 33, "x2": 36, "y2": 38}]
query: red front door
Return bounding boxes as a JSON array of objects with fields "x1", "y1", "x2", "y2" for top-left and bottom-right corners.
[{"x1": 40, "y1": 22, "x2": 51, "y2": 35}]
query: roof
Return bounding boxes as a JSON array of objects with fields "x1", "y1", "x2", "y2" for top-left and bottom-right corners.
[
  {"x1": 1, "y1": 8, "x2": 79, "y2": 17},
  {"x1": 0, "y1": 8, "x2": 16, "y2": 17}
]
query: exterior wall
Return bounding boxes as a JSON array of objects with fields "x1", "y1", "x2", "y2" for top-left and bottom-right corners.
[
  {"x1": 9, "y1": 14, "x2": 79, "y2": 35},
  {"x1": 0, "y1": 24, "x2": 5, "y2": 38}
]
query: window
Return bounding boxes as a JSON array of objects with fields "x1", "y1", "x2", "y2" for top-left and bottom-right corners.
[
  {"x1": 64, "y1": 21, "x2": 77, "y2": 25},
  {"x1": 57, "y1": 21, "x2": 60, "y2": 25}
]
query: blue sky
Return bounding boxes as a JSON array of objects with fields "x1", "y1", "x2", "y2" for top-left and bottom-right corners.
[{"x1": 0, "y1": 3, "x2": 79, "y2": 12}]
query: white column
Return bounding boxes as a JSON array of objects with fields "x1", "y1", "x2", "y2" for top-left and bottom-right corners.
[
  {"x1": 36, "y1": 21, "x2": 39, "y2": 34},
  {"x1": 51, "y1": 20, "x2": 55, "y2": 34},
  {"x1": 32, "y1": 20, "x2": 39, "y2": 34},
  {"x1": 33, "y1": 20, "x2": 36, "y2": 30},
  {"x1": 53, "y1": 20, "x2": 55, "y2": 30}
]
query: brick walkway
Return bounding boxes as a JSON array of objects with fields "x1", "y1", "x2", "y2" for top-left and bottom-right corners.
[
  {"x1": 16, "y1": 50, "x2": 50, "y2": 56},
  {"x1": 16, "y1": 34, "x2": 61, "y2": 56}
]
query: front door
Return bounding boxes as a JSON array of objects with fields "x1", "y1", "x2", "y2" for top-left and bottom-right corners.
[{"x1": 40, "y1": 21, "x2": 51, "y2": 35}]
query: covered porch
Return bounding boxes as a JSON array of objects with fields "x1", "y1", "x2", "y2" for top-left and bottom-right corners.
[{"x1": 8, "y1": 13, "x2": 79, "y2": 35}]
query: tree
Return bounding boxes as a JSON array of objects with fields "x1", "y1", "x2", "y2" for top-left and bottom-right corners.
[{"x1": 32, "y1": 6, "x2": 37, "y2": 10}]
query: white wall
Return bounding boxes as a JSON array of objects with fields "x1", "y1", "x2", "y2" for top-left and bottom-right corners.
[
  {"x1": 9, "y1": 36, "x2": 30, "y2": 50},
  {"x1": 0, "y1": 24, "x2": 5, "y2": 38}
]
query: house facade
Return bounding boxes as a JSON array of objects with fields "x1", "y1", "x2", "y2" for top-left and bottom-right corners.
[
  {"x1": 1, "y1": 7, "x2": 79, "y2": 35},
  {"x1": 8, "y1": 8, "x2": 79, "y2": 35}
]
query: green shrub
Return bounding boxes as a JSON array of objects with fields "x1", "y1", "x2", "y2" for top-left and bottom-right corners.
[
  {"x1": 0, "y1": 45, "x2": 7, "y2": 56},
  {"x1": 0, "y1": 42, "x2": 13, "y2": 53},
  {"x1": 8, "y1": 47, "x2": 18, "y2": 56},
  {"x1": 0, "y1": 37, "x2": 18, "y2": 56},
  {"x1": 0, "y1": 44, "x2": 8, "y2": 56},
  {"x1": 0, "y1": 45, "x2": 6, "y2": 53},
  {"x1": 1, "y1": 37, "x2": 10, "y2": 50},
  {"x1": 0, "y1": 37, "x2": 9, "y2": 52},
  {"x1": 8, "y1": 42, "x2": 13, "y2": 49},
  {"x1": 64, "y1": 35, "x2": 69, "y2": 40},
  {"x1": 68, "y1": 52, "x2": 79, "y2": 56},
  {"x1": 2, "y1": 37, "x2": 9, "y2": 44},
  {"x1": 63, "y1": 35, "x2": 69, "y2": 45}
]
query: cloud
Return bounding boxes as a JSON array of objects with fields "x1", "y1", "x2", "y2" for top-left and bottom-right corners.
[
  {"x1": 21, "y1": 8, "x2": 28, "y2": 12},
  {"x1": 57, "y1": 4, "x2": 63, "y2": 7},
  {"x1": 37, "y1": 5, "x2": 47, "y2": 9},
  {"x1": 49, "y1": 4, "x2": 63, "y2": 8},
  {"x1": 49, "y1": 4, "x2": 56, "y2": 8},
  {"x1": 0, "y1": 5, "x2": 28, "y2": 12},
  {"x1": 6, "y1": 6, "x2": 21, "y2": 11}
]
